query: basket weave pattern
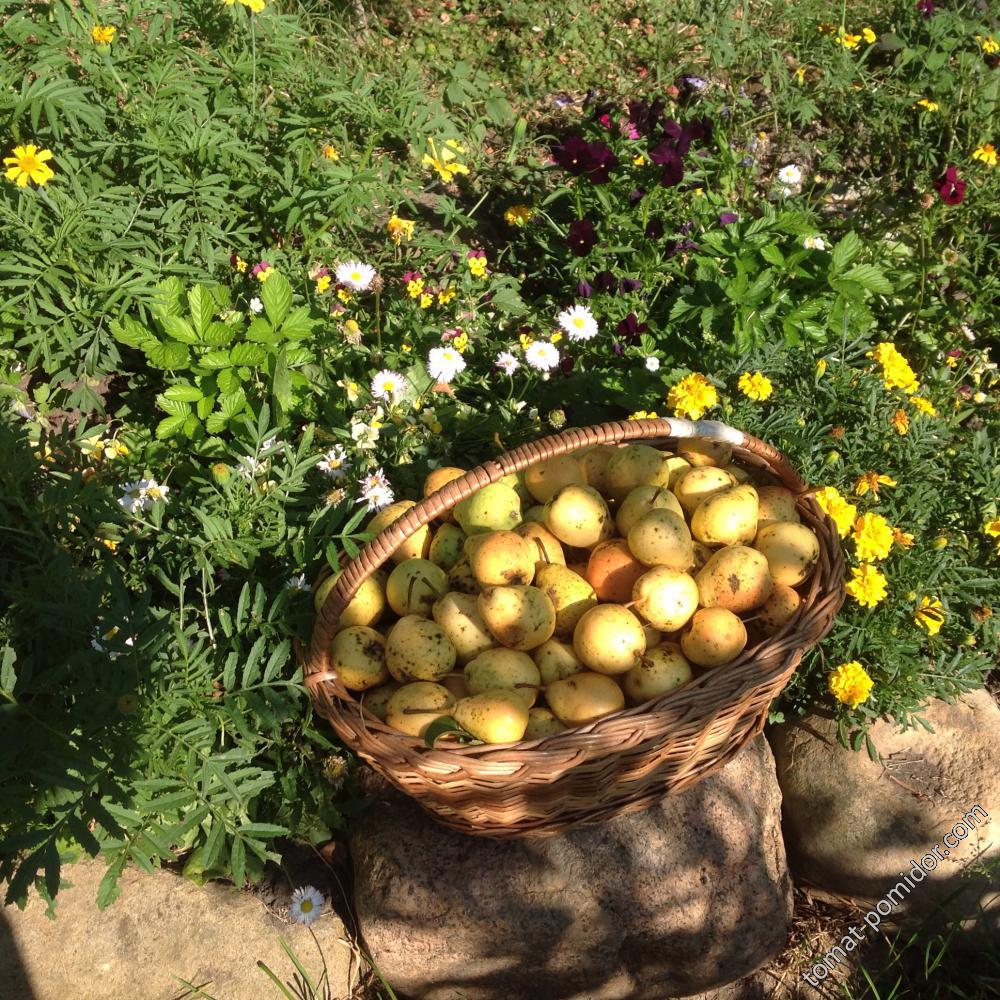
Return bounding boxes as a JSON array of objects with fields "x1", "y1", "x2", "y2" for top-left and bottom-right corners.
[{"x1": 304, "y1": 418, "x2": 844, "y2": 837}]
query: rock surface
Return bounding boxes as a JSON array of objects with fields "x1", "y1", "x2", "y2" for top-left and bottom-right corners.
[
  {"x1": 351, "y1": 735, "x2": 792, "y2": 1000},
  {"x1": 0, "y1": 859, "x2": 357, "y2": 1000},
  {"x1": 770, "y1": 689, "x2": 1000, "y2": 927}
]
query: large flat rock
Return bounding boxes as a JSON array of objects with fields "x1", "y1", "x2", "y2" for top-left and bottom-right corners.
[
  {"x1": 0, "y1": 860, "x2": 357, "y2": 1000},
  {"x1": 351, "y1": 735, "x2": 792, "y2": 1000}
]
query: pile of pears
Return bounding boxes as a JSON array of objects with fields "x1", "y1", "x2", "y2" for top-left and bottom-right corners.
[{"x1": 314, "y1": 438, "x2": 822, "y2": 746}]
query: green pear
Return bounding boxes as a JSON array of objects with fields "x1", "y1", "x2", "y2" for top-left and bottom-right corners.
[
  {"x1": 385, "y1": 682, "x2": 456, "y2": 737},
  {"x1": 622, "y1": 643, "x2": 693, "y2": 705},
  {"x1": 523, "y1": 455, "x2": 586, "y2": 503},
  {"x1": 678, "y1": 438, "x2": 733, "y2": 468},
  {"x1": 385, "y1": 558, "x2": 448, "y2": 617},
  {"x1": 432, "y1": 591, "x2": 495, "y2": 664},
  {"x1": 524, "y1": 707, "x2": 569, "y2": 740},
  {"x1": 385, "y1": 615, "x2": 457, "y2": 682},
  {"x1": 453, "y1": 482, "x2": 522, "y2": 535},
  {"x1": 605, "y1": 445, "x2": 672, "y2": 503},
  {"x1": 453, "y1": 689, "x2": 529, "y2": 744},
  {"x1": 428, "y1": 523, "x2": 467, "y2": 570},
  {"x1": 361, "y1": 680, "x2": 401, "y2": 721},
  {"x1": 532, "y1": 638, "x2": 585, "y2": 684},
  {"x1": 328, "y1": 626, "x2": 390, "y2": 691},
  {"x1": 575, "y1": 444, "x2": 616, "y2": 494},
  {"x1": 533, "y1": 563, "x2": 598, "y2": 638},
  {"x1": 464, "y1": 648, "x2": 540, "y2": 707},
  {"x1": 615, "y1": 485, "x2": 685, "y2": 537},
  {"x1": 544, "y1": 484, "x2": 613, "y2": 548},
  {"x1": 627, "y1": 508, "x2": 694, "y2": 570},
  {"x1": 477, "y1": 585, "x2": 556, "y2": 651}
]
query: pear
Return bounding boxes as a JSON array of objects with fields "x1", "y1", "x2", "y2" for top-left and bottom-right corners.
[
  {"x1": 756, "y1": 486, "x2": 801, "y2": 530},
  {"x1": 532, "y1": 638, "x2": 585, "y2": 684},
  {"x1": 454, "y1": 689, "x2": 530, "y2": 744},
  {"x1": 423, "y1": 466, "x2": 467, "y2": 521},
  {"x1": 329, "y1": 626, "x2": 390, "y2": 691},
  {"x1": 440, "y1": 672, "x2": 471, "y2": 701},
  {"x1": 615, "y1": 485, "x2": 685, "y2": 537},
  {"x1": 466, "y1": 531, "x2": 536, "y2": 586},
  {"x1": 447, "y1": 554, "x2": 480, "y2": 595},
  {"x1": 641, "y1": 623, "x2": 663, "y2": 649},
  {"x1": 605, "y1": 444, "x2": 671, "y2": 502},
  {"x1": 623, "y1": 643, "x2": 693, "y2": 705},
  {"x1": 586, "y1": 539, "x2": 647, "y2": 603},
  {"x1": 680, "y1": 608, "x2": 747, "y2": 667},
  {"x1": 627, "y1": 508, "x2": 694, "y2": 570},
  {"x1": 759, "y1": 583, "x2": 802, "y2": 635},
  {"x1": 522, "y1": 504, "x2": 547, "y2": 524},
  {"x1": 533, "y1": 563, "x2": 598, "y2": 638},
  {"x1": 673, "y1": 467, "x2": 737, "y2": 518},
  {"x1": 696, "y1": 546, "x2": 773, "y2": 612},
  {"x1": 524, "y1": 707, "x2": 569, "y2": 740},
  {"x1": 477, "y1": 585, "x2": 556, "y2": 651},
  {"x1": 385, "y1": 682, "x2": 456, "y2": 738},
  {"x1": 754, "y1": 523, "x2": 820, "y2": 586},
  {"x1": 385, "y1": 558, "x2": 448, "y2": 617},
  {"x1": 464, "y1": 648, "x2": 540, "y2": 708},
  {"x1": 691, "y1": 542, "x2": 714, "y2": 573},
  {"x1": 432, "y1": 591, "x2": 496, "y2": 664},
  {"x1": 544, "y1": 484, "x2": 613, "y2": 548},
  {"x1": 726, "y1": 464, "x2": 753, "y2": 484},
  {"x1": 659, "y1": 453, "x2": 692, "y2": 489},
  {"x1": 575, "y1": 444, "x2": 616, "y2": 494},
  {"x1": 631, "y1": 567, "x2": 699, "y2": 632},
  {"x1": 514, "y1": 522, "x2": 566, "y2": 565},
  {"x1": 691, "y1": 484, "x2": 760, "y2": 546},
  {"x1": 313, "y1": 569, "x2": 387, "y2": 631},
  {"x1": 498, "y1": 470, "x2": 533, "y2": 506},
  {"x1": 572, "y1": 604, "x2": 646, "y2": 675},
  {"x1": 678, "y1": 437, "x2": 733, "y2": 468},
  {"x1": 428, "y1": 523, "x2": 467, "y2": 570},
  {"x1": 524, "y1": 454, "x2": 586, "y2": 503},
  {"x1": 546, "y1": 672, "x2": 625, "y2": 726},
  {"x1": 367, "y1": 500, "x2": 431, "y2": 563},
  {"x1": 361, "y1": 680, "x2": 401, "y2": 721},
  {"x1": 385, "y1": 615, "x2": 457, "y2": 682},
  {"x1": 453, "y1": 482, "x2": 522, "y2": 536}
]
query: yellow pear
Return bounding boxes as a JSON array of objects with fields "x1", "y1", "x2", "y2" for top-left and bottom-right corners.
[
  {"x1": 572, "y1": 604, "x2": 646, "y2": 675},
  {"x1": 432, "y1": 592, "x2": 495, "y2": 664},
  {"x1": 543, "y1": 484, "x2": 613, "y2": 548},
  {"x1": 546, "y1": 672, "x2": 625, "y2": 726},
  {"x1": 453, "y1": 690, "x2": 530, "y2": 744},
  {"x1": 695, "y1": 546, "x2": 773, "y2": 613},
  {"x1": 453, "y1": 482, "x2": 522, "y2": 536},
  {"x1": 532, "y1": 638, "x2": 585, "y2": 684},
  {"x1": 524, "y1": 707, "x2": 569, "y2": 740},
  {"x1": 605, "y1": 444, "x2": 671, "y2": 502},
  {"x1": 446, "y1": 554, "x2": 480, "y2": 595},
  {"x1": 428, "y1": 523, "x2": 467, "y2": 570},
  {"x1": 385, "y1": 615, "x2": 457, "y2": 682},
  {"x1": 622, "y1": 643, "x2": 693, "y2": 704},
  {"x1": 523, "y1": 455, "x2": 586, "y2": 503},
  {"x1": 627, "y1": 508, "x2": 694, "y2": 570},
  {"x1": 361, "y1": 680, "x2": 401, "y2": 721},
  {"x1": 464, "y1": 648, "x2": 540, "y2": 708},
  {"x1": 522, "y1": 504, "x2": 547, "y2": 524},
  {"x1": 384, "y1": 682, "x2": 456, "y2": 737},
  {"x1": 690, "y1": 484, "x2": 760, "y2": 546},
  {"x1": 659, "y1": 453, "x2": 692, "y2": 489},
  {"x1": 759, "y1": 583, "x2": 802, "y2": 635},
  {"x1": 313, "y1": 569, "x2": 387, "y2": 631},
  {"x1": 756, "y1": 486, "x2": 801, "y2": 530},
  {"x1": 754, "y1": 522, "x2": 820, "y2": 586},
  {"x1": 615, "y1": 485, "x2": 685, "y2": 537},
  {"x1": 466, "y1": 531, "x2": 536, "y2": 586},
  {"x1": 366, "y1": 500, "x2": 431, "y2": 563},
  {"x1": 575, "y1": 444, "x2": 616, "y2": 494},
  {"x1": 672, "y1": 467, "x2": 737, "y2": 518},
  {"x1": 329, "y1": 626, "x2": 390, "y2": 691},
  {"x1": 477, "y1": 585, "x2": 556, "y2": 651},
  {"x1": 385, "y1": 558, "x2": 448, "y2": 617},
  {"x1": 533, "y1": 563, "x2": 598, "y2": 638},
  {"x1": 680, "y1": 608, "x2": 747, "y2": 667},
  {"x1": 631, "y1": 567, "x2": 699, "y2": 632},
  {"x1": 514, "y1": 522, "x2": 566, "y2": 565},
  {"x1": 677, "y1": 437, "x2": 733, "y2": 468},
  {"x1": 423, "y1": 466, "x2": 467, "y2": 521}
]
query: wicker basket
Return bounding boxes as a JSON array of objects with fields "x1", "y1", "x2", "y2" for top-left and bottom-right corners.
[{"x1": 303, "y1": 417, "x2": 844, "y2": 838}]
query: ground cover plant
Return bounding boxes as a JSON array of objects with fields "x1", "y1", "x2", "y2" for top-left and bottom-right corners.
[{"x1": 1, "y1": 0, "x2": 998, "y2": 925}]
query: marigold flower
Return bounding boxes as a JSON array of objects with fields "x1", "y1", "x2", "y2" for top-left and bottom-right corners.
[
  {"x1": 4, "y1": 144, "x2": 55, "y2": 187},
  {"x1": 892, "y1": 527, "x2": 915, "y2": 548},
  {"x1": 667, "y1": 373, "x2": 718, "y2": 420},
  {"x1": 813, "y1": 486, "x2": 857, "y2": 538},
  {"x1": 504, "y1": 204, "x2": 533, "y2": 227},
  {"x1": 423, "y1": 138, "x2": 470, "y2": 183},
  {"x1": 845, "y1": 563, "x2": 888, "y2": 608},
  {"x1": 867, "y1": 342, "x2": 919, "y2": 393},
  {"x1": 737, "y1": 371, "x2": 773, "y2": 401},
  {"x1": 914, "y1": 596, "x2": 945, "y2": 636},
  {"x1": 978, "y1": 35, "x2": 999, "y2": 55},
  {"x1": 628, "y1": 410, "x2": 659, "y2": 420},
  {"x1": 861, "y1": 27, "x2": 877, "y2": 43},
  {"x1": 890, "y1": 409, "x2": 910, "y2": 434},
  {"x1": 972, "y1": 143, "x2": 997, "y2": 167},
  {"x1": 91, "y1": 24, "x2": 117, "y2": 44},
  {"x1": 387, "y1": 214, "x2": 414, "y2": 243},
  {"x1": 320, "y1": 144, "x2": 339, "y2": 161},
  {"x1": 915, "y1": 98, "x2": 939, "y2": 112},
  {"x1": 836, "y1": 31, "x2": 862, "y2": 49},
  {"x1": 853, "y1": 512, "x2": 894, "y2": 561},
  {"x1": 828, "y1": 661, "x2": 874, "y2": 708},
  {"x1": 984, "y1": 518, "x2": 1000, "y2": 538},
  {"x1": 854, "y1": 472, "x2": 897, "y2": 497}
]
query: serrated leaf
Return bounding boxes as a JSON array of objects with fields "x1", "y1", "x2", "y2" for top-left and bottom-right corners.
[
  {"x1": 220, "y1": 388, "x2": 247, "y2": 419},
  {"x1": 262, "y1": 640, "x2": 290, "y2": 684},
  {"x1": 201, "y1": 322, "x2": 234, "y2": 347},
  {"x1": 240, "y1": 823, "x2": 289, "y2": 839},
  {"x1": 261, "y1": 272, "x2": 292, "y2": 328},
  {"x1": 245, "y1": 318, "x2": 278, "y2": 343},
  {"x1": 110, "y1": 317, "x2": 154, "y2": 350},
  {"x1": 188, "y1": 285, "x2": 215, "y2": 336},
  {"x1": 216, "y1": 368, "x2": 242, "y2": 394},
  {"x1": 197, "y1": 395, "x2": 216, "y2": 419},
  {"x1": 230, "y1": 343, "x2": 268, "y2": 367},
  {"x1": 156, "y1": 414, "x2": 188, "y2": 439},
  {"x1": 205, "y1": 413, "x2": 228, "y2": 434},
  {"x1": 279, "y1": 306, "x2": 316, "y2": 340},
  {"x1": 842, "y1": 263, "x2": 892, "y2": 294},
  {"x1": 182, "y1": 413, "x2": 201, "y2": 438},
  {"x1": 163, "y1": 384, "x2": 203, "y2": 402},
  {"x1": 199, "y1": 349, "x2": 234, "y2": 369},
  {"x1": 97, "y1": 858, "x2": 125, "y2": 910},
  {"x1": 156, "y1": 394, "x2": 191, "y2": 416},
  {"x1": 160, "y1": 315, "x2": 198, "y2": 344},
  {"x1": 830, "y1": 231, "x2": 862, "y2": 273},
  {"x1": 201, "y1": 819, "x2": 225, "y2": 870},
  {"x1": 145, "y1": 341, "x2": 190, "y2": 370},
  {"x1": 272, "y1": 346, "x2": 292, "y2": 415}
]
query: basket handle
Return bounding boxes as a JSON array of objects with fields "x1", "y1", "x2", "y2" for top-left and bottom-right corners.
[{"x1": 305, "y1": 417, "x2": 806, "y2": 689}]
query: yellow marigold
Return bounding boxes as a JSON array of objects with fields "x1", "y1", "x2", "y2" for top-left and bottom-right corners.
[
  {"x1": 320, "y1": 144, "x2": 339, "y2": 161},
  {"x1": 4, "y1": 144, "x2": 55, "y2": 187},
  {"x1": 452, "y1": 332, "x2": 469, "y2": 352},
  {"x1": 667, "y1": 373, "x2": 718, "y2": 420},
  {"x1": 914, "y1": 597, "x2": 945, "y2": 636},
  {"x1": 737, "y1": 371, "x2": 774, "y2": 401},
  {"x1": 813, "y1": 486, "x2": 857, "y2": 538},
  {"x1": 836, "y1": 31, "x2": 862, "y2": 49},
  {"x1": 854, "y1": 472, "x2": 897, "y2": 497},
  {"x1": 984, "y1": 518, "x2": 1000, "y2": 538},
  {"x1": 91, "y1": 24, "x2": 116, "y2": 44},
  {"x1": 910, "y1": 395, "x2": 937, "y2": 417},
  {"x1": 862, "y1": 27, "x2": 877, "y2": 43},
  {"x1": 892, "y1": 527, "x2": 915, "y2": 548},
  {"x1": 818, "y1": 22, "x2": 836, "y2": 34},
  {"x1": 845, "y1": 563, "x2": 888, "y2": 608},
  {"x1": 972, "y1": 143, "x2": 997, "y2": 167},
  {"x1": 978, "y1": 34, "x2": 999, "y2": 55},
  {"x1": 828, "y1": 661, "x2": 874, "y2": 708},
  {"x1": 386, "y1": 214, "x2": 415, "y2": 243},
  {"x1": 422, "y1": 138, "x2": 470, "y2": 183},
  {"x1": 890, "y1": 409, "x2": 910, "y2": 435},
  {"x1": 915, "y1": 99, "x2": 939, "y2": 112},
  {"x1": 504, "y1": 204, "x2": 533, "y2": 227},
  {"x1": 868, "y1": 342, "x2": 919, "y2": 393},
  {"x1": 437, "y1": 287, "x2": 456, "y2": 305},
  {"x1": 853, "y1": 512, "x2": 894, "y2": 561},
  {"x1": 628, "y1": 410, "x2": 659, "y2": 420}
]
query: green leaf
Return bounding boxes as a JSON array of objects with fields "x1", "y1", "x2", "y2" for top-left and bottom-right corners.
[
  {"x1": 155, "y1": 394, "x2": 192, "y2": 416},
  {"x1": 217, "y1": 368, "x2": 242, "y2": 394},
  {"x1": 220, "y1": 388, "x2": 248, "y2": 419},
  {"x1": 240, "y1": 823, "x2": 289, "y2": 839},
  {"x1": 205, "y1": 413, "x2": 229, "y2": 434},
  {"x1": 160, "y1": 315, "x2": 198, "y2": 344},
  {"x1": 97, "y1": 857, "x2": 126, "y2": 910},
  {"x1": 145, "y1": 341, "x2": 190, "y2": 370},
  {"x1": 199, "y1": 350, "x2": 233, "y2": 369},
  {"x1": 272, "y1": 346, "x2": 292, "y2": 414},
  {"x1": 279, "y1": 307, "x2": 316, "y2": 340},
  {"x1": 201, "y1": 819, "x2": 225, "y2": 870},
  {"x1": 0, "y1": 647, "x2": 16, "y2": 694},
  {"x1": 188, "y1": 285, "x2": 215, "y2": 336},
  {"x1": 230, "y1": 343, "x2": 268, "y2": 367},
  {"x1": 197, "y1": 395, "x2": 215, "y2": 420},
  {"x1": 156, "y1": 414, "x2": 188, "y2": 439},
  {"x1": 230, "y1": 837, "x2": 246, "y2": 888},
  {"x1": 830, "y1": 232, "x2": 862, "y2": 273},
  {"x1": 162, "y1": 384, "x2": 203, "y2": 402},
  {"x1": 201, "y1": 322, "x2": 234, "y2": 347},
  {"x1": 110, "y1": 317, "x2": 154, "y2": 350},
  {"x1": 261, "y1": 272, "x2": 292, "y2": 328},
  {"x1": 423, "y1": 716, "x2": 467, "y2": 747},
  {"x1": 842, "y1": 263, "x2": 892, "y2": 294}
]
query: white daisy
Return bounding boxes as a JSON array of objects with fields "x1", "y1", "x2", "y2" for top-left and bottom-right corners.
[
  {"x1": 524, "y1": 341, "x2": 560, "y2": 371},
  {"x1": 803, "y1": 235, "x2": 826, "y2": 250},
  {"x1": 336, "y1": 260, "x2": 376, "y2": 291},
  {"x1": 90, "y1": 625, "x2": 135, "y2": 660},
  {"x1": 777, "y1": 164, "x2": 802, "y2": 187},
  {"x1": 645, "y1": 356, "x2": 660, "y2": 372},
  {"x1": 286, "y1": 573, "x2": 310, "y2": 592},
  {"x1": 249, "y1": 297, "x2": 264, "y2": 314},
  {"x1": 289, "y1": 886, "x2": 325, "y2": 926},
  {"x1": 370, "y1": 369, "x2": 407, "y2": 402},
  {"x1": 350, "y1": 417, "x2": 380, "y2": 451},
  {"x1": 317, "y1": 444, "x2": 349, "y2": 481},
  {"x1": 117, "y1": 478, "x2": 169, "y2": 514},
  {"x1": 427, "y1": 346, "x2": 466, "y2": 384},
  {"x1": 556, "y1": 304, "x2": 598, "y2": 342},
  {"x1": 359, "y1": 468, "x2": 394, "y2": 511},
  {"x1": 495, "y1": 351, "x2": 520, "y2": 375}
]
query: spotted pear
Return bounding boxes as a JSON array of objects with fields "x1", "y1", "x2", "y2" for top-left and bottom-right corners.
[
  {"x1": 385, "y1": 558, "x2": 448, "y2": 617},
  {"x1": 385, "y1": 615, "x2": 457, "y2": 682},
  {"x1": 544, "y1": 484, "x2": 613, "y2": 548},
  {"x1": 453, "y1": 482, "x2": 522, "y2": 536},
  {"x1": 464, "y1": 648, "x2": 540, "y2": 708},
  {"x1": 572, "y1": 604, "x2": 646, "y2": 675},
  {"x1": 453, "y1": 689, "x2": 530, "y2": 744},
  {"x1": 477, "y1": 585, "x2": 556, "y2": 651},
  {"x1": 432, "y1": 591, "x2": 495, "y2": 664}
]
